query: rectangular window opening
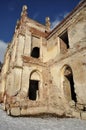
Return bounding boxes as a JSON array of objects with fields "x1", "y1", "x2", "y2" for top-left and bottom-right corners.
[
  {"x1": 59, "y1": 30, "x2": 69, "y2": 49},
  {"x1": 28, "y1": 80, "x2": 39, "y2": 101}
]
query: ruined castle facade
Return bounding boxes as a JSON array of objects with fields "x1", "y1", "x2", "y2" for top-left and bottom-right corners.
[{"x1": 0, "y1": 0, "x2": 86, "y2": 119}]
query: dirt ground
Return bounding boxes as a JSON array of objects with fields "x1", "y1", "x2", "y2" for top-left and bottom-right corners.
[{"x1": 0, "y1": 108, "x2": 86, "y2": 130}]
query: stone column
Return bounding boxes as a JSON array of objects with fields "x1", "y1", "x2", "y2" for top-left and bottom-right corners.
[
  {"x1": 0, "y1": 50, "x2": 10, "y2": 97},
  {"x1": 40, "y1": 37, "x2": 43, "y2": 59},
  {"x1": 24, "y1": 31, "x2": 31, "y2": 56},
  {"x1": 10, "y1": 37, "x2": 18, "y2": 67},
  {"x1": 16, "y1": 34, "x2": 25, "y2": 67},
  {"x1": 6, "y1": 68, "x2": 22, "y2": 96},
  {"x1": 20, "y1": 66, "x2": 30, "y2": 97},
  {"x1": 57, "y1": 37, "x2": 61, "y2": 54}
]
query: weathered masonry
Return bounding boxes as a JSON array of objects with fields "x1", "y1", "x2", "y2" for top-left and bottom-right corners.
[{"x1": 0, "y1": 0, "x2": 86, "y2": 119}]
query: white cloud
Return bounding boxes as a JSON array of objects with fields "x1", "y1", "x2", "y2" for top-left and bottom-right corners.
[
  {"x1": 33, "y1": 13, "x2": 39, "y2": 19},
  {"x1": 51, "y1": 18, "x2": 60, "y2": 29},
  {"x1": 63, "y1": 12, "x2": 69, "y2": 18},
  {"x1": 0, "y1": 40, "x2": 8, "y2": 63},
  {"x1": 51, "y1": 12, "x2": 69, "y2": 30}
]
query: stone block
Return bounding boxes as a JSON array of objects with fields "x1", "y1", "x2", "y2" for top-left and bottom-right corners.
[
  {"x1": 7, "y1": 109, "x2": 10, "y2": 115},
  {"x1": 81, "y1": 112, "x2": 86, "y2": 120},
  {"x1": 0, "y1": 103, "x2": 5, "y2": 110},
  {"x1": 11, "y1": 107, "x2": 20, "y2": 116},
  {"x1": 72, "y1": 111, "x2": 80, "y2": 119},
  {"x1": 21, "y1": 108, "x2": 27, "y2": 115}
]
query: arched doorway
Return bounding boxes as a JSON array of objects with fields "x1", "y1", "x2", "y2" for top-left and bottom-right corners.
[
  {"x1": 62, "y1": 65, "x2": 77, "y2": 102},
  {"x1": 28, "y1": 71, "x2": 41, "y2": 101},
  {"x1": 31, "y1": 47, "x2": 40, "y2": 58}
]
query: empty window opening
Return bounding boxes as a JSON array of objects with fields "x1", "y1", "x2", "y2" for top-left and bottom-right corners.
[
  {"x1": 28, "y1": 80, "x2": 39, "y2": 100},
  {"x1": 65, "y1": 73, "x2": 77, "y2": 102},
  {"x1": 64, "y1": 66, "x2": 77, "y2": 102},
  {"x1": 31, "y1": 47, "x2": 40, "y2": 58},
  {"x1": 60, "y1": 30, "x2": 69, "y2": 49},
  {"x1": 0, "y1": 62, "x2": 2, "y2": 72}
]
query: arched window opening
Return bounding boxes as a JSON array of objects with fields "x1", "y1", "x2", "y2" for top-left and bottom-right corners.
[
  {"x1": 29, "y1": 80, "x2": 39, "y2": 100},
  {"x1": 31, "y1": 47, "x2": 40, "y2": 58},
  {"x1": 63, "y1": 66, "x2": 77, "y2": 102}
]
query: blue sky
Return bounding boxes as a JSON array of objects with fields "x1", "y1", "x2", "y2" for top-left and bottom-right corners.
[{"x1": 0, "y1": 0, "x2": 81, "y2": 62}]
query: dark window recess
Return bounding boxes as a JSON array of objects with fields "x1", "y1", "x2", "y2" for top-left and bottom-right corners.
[
  {"x1": 60, "y1": 31, "x2": 69, "y2": 49},
  {"x1": 65, "y1": 66, "x2": 77, "y2": 102},
  {"x1": 0, "y1": 61, "x2": 2, "y2": 73},
  {"x1": 31, "y1": 47, "x2": 40, "y2": 58},
  {"x1": 28, "y1": 80, "x2": 39, "y2": 100},
  {"x1": 66, "y1": 74, "x2": 77, "y2": 102}
]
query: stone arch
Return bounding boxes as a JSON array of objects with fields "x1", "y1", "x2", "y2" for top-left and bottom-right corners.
[
  {"x1": 61, "y1": 65, "x2": 77, "y2": 102},
  {"x1": 28, "y1": 70, "x2": 42, "y2": 101}
]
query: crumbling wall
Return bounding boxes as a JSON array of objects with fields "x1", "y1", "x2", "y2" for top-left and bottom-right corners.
[
  {"x1": 0, "y1": 1, "x2": 86, "y2": 119},
  {"x1": 43, "y1": 36, "x2": 59, "y2": 62},
  {"x1": 68, "y1": 8, "x2": 86, "y2": 48}
]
